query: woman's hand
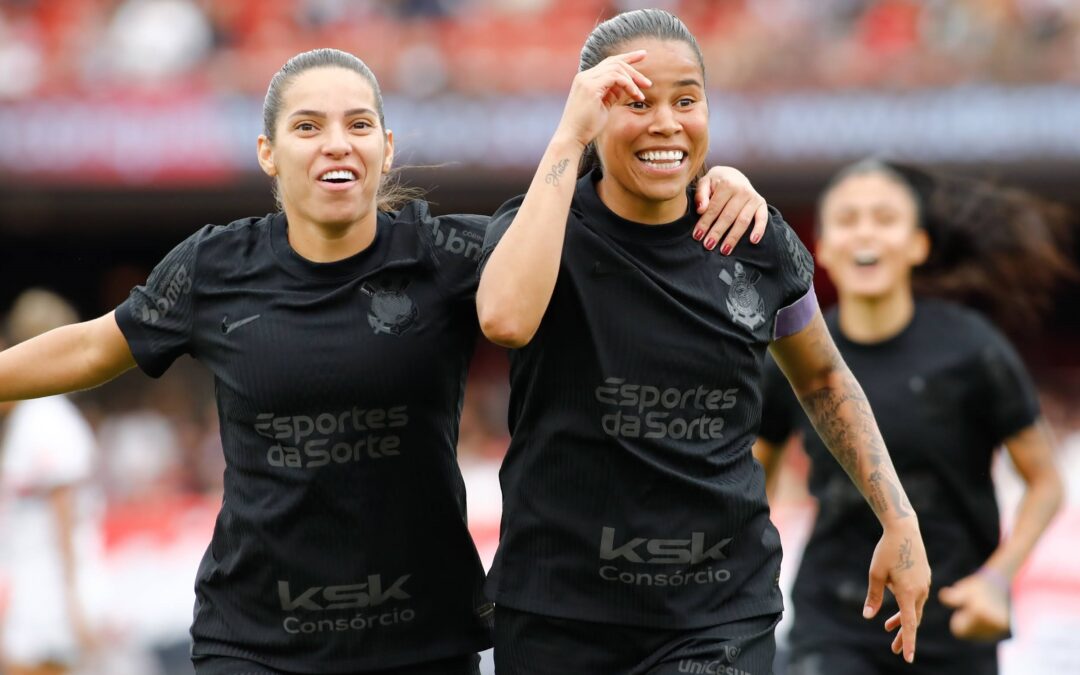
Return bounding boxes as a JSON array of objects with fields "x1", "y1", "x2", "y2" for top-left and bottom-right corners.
[
  {"x1": 553, "y1": 51, "x2": 652, "y2": 150},
  {"x1": 938, "y1": 570, "x2": 1011, "y2": 641},
  {"x1": 868, "y1": 521, "x2": 931, "y2": 664},
  {"x1": 692, "y1": 167, "x2": 769, "y2": 253}
]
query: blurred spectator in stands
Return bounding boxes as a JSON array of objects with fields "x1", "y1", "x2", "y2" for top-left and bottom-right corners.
[
  {"x1": 0, "y1": 289, "x2": 105, "y2": 675},
  {"x1": 3, "y1": 0, "x2": 1080, "y2": 97},
  {"x1": 104, "y1": 0, "x2": 213, "y2": 86},
  {"x1": 0, "y1": 2, "x2": 45, "y2": 99}
]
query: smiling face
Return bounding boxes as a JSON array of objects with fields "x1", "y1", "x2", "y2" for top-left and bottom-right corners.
[
  {"x1": 257, "y1": 66, "x2": 393, "y2": 233},
  {"x1": 817, "y1": 171, "x2": 930, "y2": 302},
  {"x1": 594, "y1": 38, "x2": 708, "y2": 223}
]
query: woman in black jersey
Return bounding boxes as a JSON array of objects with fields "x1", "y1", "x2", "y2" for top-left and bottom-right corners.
[
  {"x1": 477, "y1": 9, "x2": 931, "y2": 675},
  {"x1": 0, "y1": 48, "x2": 771, "y2": 674},
  {"x1": 756, "y1": 159, "x2": 1070, "y2": 675}
]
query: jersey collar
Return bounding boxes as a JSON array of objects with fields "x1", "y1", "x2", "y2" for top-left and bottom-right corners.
[
  {"x1": 572, "y1": 169, "x2": 696, "y2": 244},
  {"x1": 270, "y1": 207, "x2": 427, "y2": 282}
]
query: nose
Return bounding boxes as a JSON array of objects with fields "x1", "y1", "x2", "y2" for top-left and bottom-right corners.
[
  {"x1": 649, "y1": 103, "x2": 680, "y2": 136},
  {"x1": 322, "y1": 122, "x2": 351, "y2": 157},
  {"x1": 849, "y1": 215, "x2": 881, "y2": 243}
]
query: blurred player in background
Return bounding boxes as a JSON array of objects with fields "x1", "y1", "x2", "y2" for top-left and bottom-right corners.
[
  {"x1": 0, "y1": 43, "x2": 770, "y2": 674},
  {"x1": 756, "y1": 158, "x2": 1071, "y2": 674},
  {"x1": 477, "y1": 9, "x2": 930, "y2": 674},
  {"x1": 0, "y1": 289, "x2": 103, "y2": 675}
]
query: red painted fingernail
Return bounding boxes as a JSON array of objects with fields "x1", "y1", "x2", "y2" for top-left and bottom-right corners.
[
  {"x1": 693, "y1": 229, "x2": 704, "y2": 241},
  {"x1": 720, "y1": 242, "x2": 732, "y2": 255},
  {"x1": 704, "y1": 238, "x2": 716, "y2": 250}
]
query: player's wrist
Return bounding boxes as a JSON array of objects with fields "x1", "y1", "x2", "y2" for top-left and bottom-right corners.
[
  {"x1": 548, "y1": 131, "x2": 589, "y2": 156},
  {"x1": 976, "y1": 565, "x2": 1012, "y2": 597},
  {"x1": 880, "y1": 515, "x2": 922, "y2": 538}
]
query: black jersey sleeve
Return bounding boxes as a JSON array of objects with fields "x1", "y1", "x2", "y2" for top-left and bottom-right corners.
[
  {"x1": 114, "y1": 228, "x2": 203, "y2": 378},
  {"x1": 758, "y1": 352, "x2": 802, "y2": 445},
  {"x1": 970, "y1": 317, "x2": 1041, "y2": 441},
  {"x1": 415, "y1": 203, "x2": 489, "y2": 299},
  {"x1": 477, "y1": 194, "x2": 526, "y2": 277},
  {"x1": 769, "y1": 208, "x2": 817, "y2": 340}
]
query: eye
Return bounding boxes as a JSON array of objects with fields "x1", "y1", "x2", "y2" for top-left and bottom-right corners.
[
  {"x1": 352, "y1": 120, "x2": 373, "y2": 130},
  {"x1": 874, "y1": 208, "x2": 899, "y2": 226},
  {"x1": 627, "y1": 100, "x2": 648, "y2": 110},
  {"x1": 831, "y1": 210, "x2": 857, "y2": 228},
  {"x1": 295, "y1": 122, "x2": 316, "y2": 132},
  {"x1": 676, "y1": 97, "x2": 696, "y2": 108}
]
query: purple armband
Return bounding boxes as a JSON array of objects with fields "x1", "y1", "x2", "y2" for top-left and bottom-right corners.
[{"x1": 773, "y1": 286, "x2": 818, "y2": 340}]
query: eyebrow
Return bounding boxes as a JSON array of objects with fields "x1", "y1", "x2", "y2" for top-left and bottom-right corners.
[
  {"x1": 675, "y1": 78, "x2": 703, "y2": 88},
  {"x1": 288, "y1": 108, "x2": 377, "y2": 119}
]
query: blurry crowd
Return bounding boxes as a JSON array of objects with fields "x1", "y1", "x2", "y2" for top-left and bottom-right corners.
[{"x1": 1, "y1": 0, "x2": 1079, "y2": 100}]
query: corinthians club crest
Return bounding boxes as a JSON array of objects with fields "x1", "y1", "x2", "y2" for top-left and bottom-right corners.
[
  {"x1": 360, "y1": 276, "x2": 418, "y2": 336},
  {"x1": 719, "y1": 262, "x2": 765, "y2": 330}
]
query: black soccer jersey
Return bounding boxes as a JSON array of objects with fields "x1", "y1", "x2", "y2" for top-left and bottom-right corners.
[
  {"x1": 480, "y1": 170, "x2": 817, "y2": 629},
  {"x1": 115, "y1": 204, "x2": 492, "y2": 673},
  {"x1": 759, "y1": 299, "x2": 1040, "y2": 658}
]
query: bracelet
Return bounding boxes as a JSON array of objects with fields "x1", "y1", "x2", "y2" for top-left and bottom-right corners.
[{"x1": 976, "y1": 566, "x2": 1011, "y2": 597}]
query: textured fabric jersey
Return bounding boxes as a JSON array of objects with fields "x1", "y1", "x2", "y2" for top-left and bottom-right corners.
[
  {"x1": 759, "y1": 299, "x2": 1040, "y2": 659},
  {"x1": 480, "y1": 170, "x2": 817, "y2": 628},
  {"x1": 115, "y1": 204, "x2": 492, "y2": 673}
]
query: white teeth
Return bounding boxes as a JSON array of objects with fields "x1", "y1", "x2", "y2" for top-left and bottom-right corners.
[
  {"x1": 320, "y1": 169, "x2": 356, "y2": 181},
  {"x1": 854, "y1": 251, "x2": 879, "y2": 265},
  {"x1": 637, "y1": 150, "x2": 685, "y2": 162}
]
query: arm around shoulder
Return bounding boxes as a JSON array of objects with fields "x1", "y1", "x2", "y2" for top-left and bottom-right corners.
[{"x1": 0, "y1": 311, "x2": 136, "y2": 402}]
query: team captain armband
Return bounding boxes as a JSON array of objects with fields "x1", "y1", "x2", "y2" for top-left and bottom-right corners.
[{"x1": 773, "y1": 286, "x2": 818, "y2": 341}]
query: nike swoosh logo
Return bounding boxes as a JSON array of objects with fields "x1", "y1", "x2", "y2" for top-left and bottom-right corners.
[{"x1": 221, "y1": 314, "x2": 261, "y2": 334}]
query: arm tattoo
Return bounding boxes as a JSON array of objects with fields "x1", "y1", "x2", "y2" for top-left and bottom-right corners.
[
  {"x1": 545, "y1": 158, "x2": 570, "y2": 186},
  {"x1": 893, "y1": 537, "x2": 914, "y2": 571},
  {"x1": 798, "y1": 324, "x2": 912, "y2": 519}
]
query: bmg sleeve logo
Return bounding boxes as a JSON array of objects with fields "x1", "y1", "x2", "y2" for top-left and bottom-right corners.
[{"x1": 138, "y1": 263, "x2": 192, "y2": 324}]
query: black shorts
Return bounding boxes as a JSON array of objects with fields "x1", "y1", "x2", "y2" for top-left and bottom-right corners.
[
  {"x1": 191, "y1": 653, "x2": 481, "y2": 675},
  {"x1": 495, "y1": 605, "x2": 780, "y2": 675},
  {"x1": 787, "y1": 644, "x2": 997, "y2": 675}
]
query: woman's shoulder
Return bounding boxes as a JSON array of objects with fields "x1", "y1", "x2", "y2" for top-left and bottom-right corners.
[
  {"x1": 917, "y1": 298, "x2": 993, "y2": 332},
  {"x1": 185, "y1": 214, "x2": 274, "y2": 250},
  {"x1": 915, "y1": 298, "x2": 1015, "y2": 352},
  {"x1": 391, "y1": 200, "x2": 489, "y2": 268}
]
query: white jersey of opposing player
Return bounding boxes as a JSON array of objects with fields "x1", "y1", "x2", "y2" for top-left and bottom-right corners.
[{"x1": 0, "y1": 395, "x2": 103, "y2": 665}]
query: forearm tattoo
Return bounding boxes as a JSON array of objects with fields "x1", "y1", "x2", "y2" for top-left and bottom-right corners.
[
  {"x1": 799, "y1": 328, "x2": 912, "y2": 519},
  {"x1": 545, "y1": 158, "x2": 570, "y2": 186}
]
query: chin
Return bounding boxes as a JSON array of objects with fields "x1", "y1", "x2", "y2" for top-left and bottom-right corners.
[
  {"x1": 317, "y1": 210, "x2": 365, "y2": 229},
  {"x1": 847, "y1": 285, "x2": 896, "y2": 302},
  {"x1": 637, "y1": 181, "x2": 687, "y2": 203}
]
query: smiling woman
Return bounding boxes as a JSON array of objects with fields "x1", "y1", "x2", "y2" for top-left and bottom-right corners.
[
  {"x1": 256, "y1": 50, "x2": 397, "y2": 262},
  {"x1": 476, "y1": 9, "x2": 931, "y2": 674},
  {"x1": 757, "y1": 159, "x2": 1071, "y2": 675},
  {"x1": 0, "y1": 47, "x2": 498, "y2": 675}
]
